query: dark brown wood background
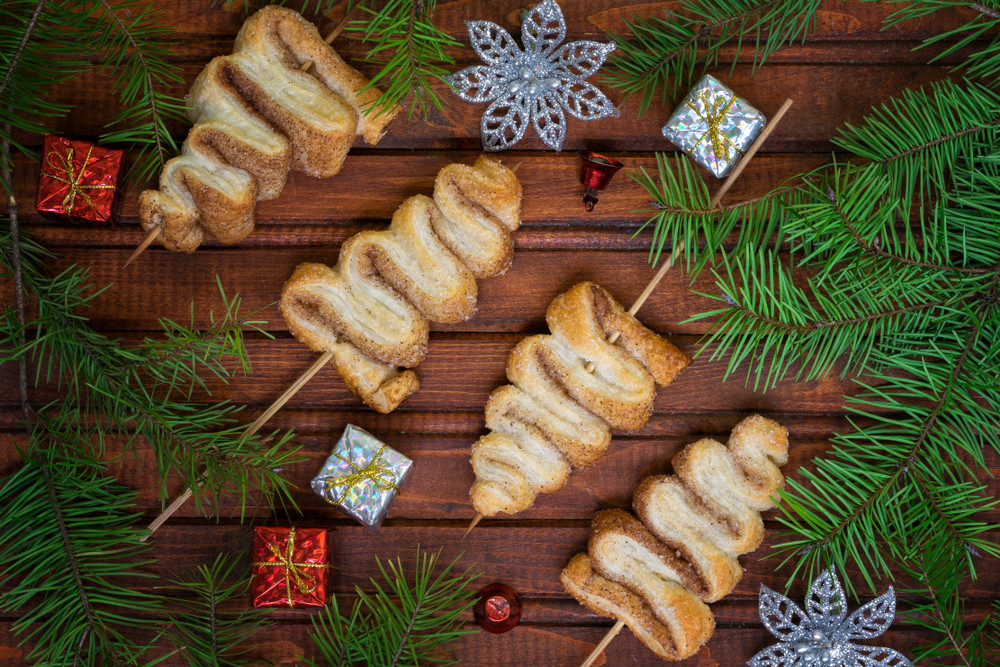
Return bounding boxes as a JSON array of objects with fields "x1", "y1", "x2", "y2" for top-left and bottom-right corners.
[{"x1": 2, "y1": 0, "x2": 999, "y2": 664}]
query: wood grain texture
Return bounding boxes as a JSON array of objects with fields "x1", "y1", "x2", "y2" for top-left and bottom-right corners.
[{"x1": 1, "y1": 0, "x2": 995, "y2": 664}]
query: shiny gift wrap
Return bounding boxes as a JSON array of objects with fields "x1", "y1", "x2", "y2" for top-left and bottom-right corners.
[
  {"x1": 35, "y1": 135, "x2": 122, "y2": 224},
  {"x1": 661, "y1": 75, "x2": 766, "y2": 178},
  {"x1": 311, "y1": 424, "x2": 413, "y2": 529},
  {"x1": 251, "y1": 526, "x2": 329, "y2": 608}
]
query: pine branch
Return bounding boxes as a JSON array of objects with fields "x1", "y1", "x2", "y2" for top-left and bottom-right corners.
[
  {"x1": 1, "y1": 1, "x2": 187, "y2": 185},
  {"x1": 877, "y1": 0, "x2": 1000, "y2": 81},
  {"x1": 0, "y1": 221, "x2": 304, "y2": 516},
  {"x1": 310, "y1": 549, "x2": 479, "y2": 667},
  {"x1": 971, "y1": 2, "x2": 1000, "y2": 19},
  {"x1": 636, "y1": 79, "x2": 1000, "y2": 281},
  {"x1": 604, "y1": 0, "x2": 822, "y2": 116},
  {"x1": 92, "y1": 0, "x2": 187, "y2": 187},
  {"x1": 163, "y1": 552, "x2": 271, "y2": 666},
  {"x1": 0, "y1": 442, "x2": 163, "y2": 664},
  {"x1": 345, "y1": 0, "x2": 460, "y2": 119}
]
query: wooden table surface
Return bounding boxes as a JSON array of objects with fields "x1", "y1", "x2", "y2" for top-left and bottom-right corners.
[{"x1": 3, "y1": 0, "x2": 999, "y2": 664}]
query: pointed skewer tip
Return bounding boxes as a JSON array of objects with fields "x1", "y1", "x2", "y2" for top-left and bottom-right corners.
[{"x1": 463, "y1": 514, "x2": 483, "y2": 539}]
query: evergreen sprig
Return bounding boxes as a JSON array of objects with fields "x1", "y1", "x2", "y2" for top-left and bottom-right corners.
[
  {"x1": 0, "y1": 441, "x2": 163, "y2": 665},
  {"x1": 310, "y1": 549, "x2": 479, "y2": 667},
  {"x1": 162, "y1": 553, "x2": 271, "y2": 666},
  {"x1": 634, "y1": 54, "x2": 1000, "y2": 667},
  {"x1": 0, "y1": 221, "x2": 303, "y2": 516},
  {"x1": 639, "y1": 79, "x2": 1000, "y2": 276},
  {"x1": 877, "y1": 0, "x2": 1000, "y2": 81},
  {"x1": 345, "y1": 0, "x2": 460, "y2": 119},
  {"x1": 221, "y1": 0, "x2": 458, "y2": 119},
  {"x1": 0, "y1": 0, "x2": 187, "y2": 187},
  {"x1": 604, "y1": 0, "x2": 822, "y2": 116}
]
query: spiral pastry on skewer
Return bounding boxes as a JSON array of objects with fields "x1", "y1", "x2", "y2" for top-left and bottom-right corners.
[
  {"x1": 470, "y1": 282, "x2": 691, "y2": 517},
  {"x1": 139, "y1": 6, "x2": 398, "y2": 253},
  {"x1": 561, "y1": 415, "x2": 789, "y2": 661},
  {"x1": 279, "y1": 155, "x2": 522, "y2": 414}
]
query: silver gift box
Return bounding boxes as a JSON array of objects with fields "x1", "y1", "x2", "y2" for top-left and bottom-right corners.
[
  {"x1": 662, "y1": 74, "x2": 766, "y2": 178},
  {"x1": 311, "y1": 424, "x2": 412, "y2": 530}
]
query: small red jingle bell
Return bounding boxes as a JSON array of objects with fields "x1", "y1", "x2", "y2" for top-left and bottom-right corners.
[
  {"x1": 473, "y1": 582, "x2": 522, "y2": 633},
  {"x1": 578, "y1": 151, "x2": 624, "y2": 212}
]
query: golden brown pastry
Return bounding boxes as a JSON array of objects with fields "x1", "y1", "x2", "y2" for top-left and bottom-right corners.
[
  {"x1": 470, "y1": 282, "x2": 691, "y2": 517},
  {"x1": 139, "y1": 6, "x2": 398, "y2": 253},
  {"x1": 279, "y1": 155, "x2": 522, "y2": 414},
  {"x1": 561, "y1": 415, "x2": 790, "y2": 661}
]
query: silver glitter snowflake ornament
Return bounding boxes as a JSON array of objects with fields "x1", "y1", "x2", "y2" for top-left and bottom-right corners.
[
  {"x1": 445, "y1": 0, "x2": 618, "y2": 151},
  {"x1": 749, "y1": 569, "x2": 912, "y2": 667}
]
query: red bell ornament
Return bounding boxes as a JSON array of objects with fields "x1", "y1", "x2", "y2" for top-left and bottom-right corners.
[
  {"x1": 473, "y1": 582, "x2": 522, "y2": 633},
  {"x1": 578, "y1": 151, "x2": 623, "y2": 211}
]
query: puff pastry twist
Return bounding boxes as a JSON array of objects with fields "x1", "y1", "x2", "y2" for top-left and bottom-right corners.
[
  {"x1": 560, "y1": 415, "x2": 789, "y2": 661},
  {"x1": 470, "y1": 282, "x2": 691, "y2": 518},
  {"x1": 139, "y1": 6, "x2": 397, "y2": 253},
  {"x1": 279, "y1": 155, "x2": 522, "y2": 414}
]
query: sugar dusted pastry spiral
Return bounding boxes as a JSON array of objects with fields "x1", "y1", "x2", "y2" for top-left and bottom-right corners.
[
  {"x1": 139, "y1": 6, "x2": 398, "y2": 253},
  {"x1": 279, "y1": 155, "x2": 522, "y2": 414},
  {"x1": 470, "y1": 282, "x2": 691, "y2": 517},
  {"x1": 560, "y1": 415, "x2": 789, "y2": 661}
]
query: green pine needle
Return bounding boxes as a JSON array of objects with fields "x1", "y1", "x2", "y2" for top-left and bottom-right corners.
[
  {"x1": 162, "y1": 552, "x2": 271, "y2": 666},
  {"x1": 604, "y1": 0, "x2": 822, "y2": 116},
  {"x1": 310, "y1": 548, "x2": 479, "y2": 667},
  {"x1": 0, "y1": 443, "x2": 163, "y2": 664},
  {"x1": 0, "y1": 220, "x2": 305, "y2": 517}
]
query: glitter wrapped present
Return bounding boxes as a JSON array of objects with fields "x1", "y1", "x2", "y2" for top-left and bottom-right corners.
[
  {"x1": 661, "y1": 75, "x2": 766, "y2": 178},
  {"x1": 251, "y1": 526, "x2": 330, "y2": 608},
  {"x1": 311, "y1": 424, "x2": 412, "y2": 529},
  {"x1": 34, "y1": 135, "x2": 122, "y2": 224}
]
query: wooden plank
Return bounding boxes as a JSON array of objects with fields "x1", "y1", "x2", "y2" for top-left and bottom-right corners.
[
  {"x1": 0, "y1": 248, "x2": 806, "y2": 334},
  {"x1": 12, "y1": 63, "x2": 955, "y2": 151},
  {"x1": 0, "y1": 524, "x2": 993, "y2": 601},
  {"x1": 151, "y1": 0, "x2": 994, "y2": 45},
  {"x1": 4, "y1": 430, "x2": 997, "y2": 522},
  {"x1": 0, "y1": 334, "x2": 868, "y2": 414},
  {"x1": 0, "y1": 619, "x2": 969, "y2": 667},
  {"x1": 9, "y1": 152, "x2": 825, "y2": 232}
]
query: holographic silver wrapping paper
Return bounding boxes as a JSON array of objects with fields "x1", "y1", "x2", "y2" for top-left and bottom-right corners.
[
  {"x1": 311, "y1": 424, "x2": 412, "y2": 530},
  {"x1": 661, "y1": 74, "x2": 766, "y2": 178}
]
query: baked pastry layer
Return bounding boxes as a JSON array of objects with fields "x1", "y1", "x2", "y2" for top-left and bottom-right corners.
[
  {"x1": 279, "y1": 155, "x2": 522, "y2": 414},
  {"x1": 470, "y1": 282, "x2": 691, "y2": 517},
  {"x1": 562, "y1": 415, "x2": 789, "y2": 661},
  {"x1": 139, "y1": 6, "x2": 397, "y2": 252}
]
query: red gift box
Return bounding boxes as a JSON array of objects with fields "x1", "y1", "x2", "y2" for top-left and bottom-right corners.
[
  {"x1": 251, "y1": 526, "x2": 330, "y2": 608},
  {"x1": 35, "y1": 135, "x2": 122, "y2": 224}
]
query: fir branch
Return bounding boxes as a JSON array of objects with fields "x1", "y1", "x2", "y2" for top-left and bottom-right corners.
[
  {"x1": 0, "y1": 1, "x2": 89, "y2": 173},
  {"x1": 0, "y1": 0, "x2": 47, "y2": 103},
  {"x1": 635, "y1": 79, "x2": 1000, "y2": 279},
  {"x1": 0, "y1": 221, "x2": 304, "y2": 516},
  {"x1": 0, "y1": 1, "x2": 186, "y2": 185},
  {"x1": 877, "y1": 0, "x2": 1000, "y2": 81},
  {"x1": 310, "y1": 549, "x2": 479, "y2": 667},
  {"x1": 94, "y1": 0, "x2": 187, "y2": 187},
  {"x1": 0, "y1": 442, "x2": 163, "y2": 664},
  {"x1": 345, "y1": 0, "x2": 460, "y2": 119},
  {"x1": 971, "y1": 2, "x2": 1000, "y2": 19},
  {"x1": 604, "y1": 0, "x2": 822, "y2": 115},
  {"x1": 162, "y1": 552, "x2": 271, "y2": 666}
]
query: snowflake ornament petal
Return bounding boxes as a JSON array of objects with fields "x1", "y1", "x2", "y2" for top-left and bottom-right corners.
[
  {"x1": 446, "y1": 0, "x2": 618, "y2": 151},
  {"x1": 749, "y1": 569, "x2": 912, "y2": 667}
]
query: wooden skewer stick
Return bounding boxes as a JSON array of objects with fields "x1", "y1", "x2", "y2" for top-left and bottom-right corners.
[
  {"x1": 124, "y1": 227, "x2": 162, "y2": 268},
  {"x1": 141, "y1": 350, "x2": 336, "y2": 541},
  {"x1": 464, "y1": 99, "x2": 794, "y2": 541},
  {"x1": 124, "y1": 9, "x2": 355, "y2": 269},
  {"x1": 580, "y1": 620, "x2": 625, "y2": 667},
  {"x1": 577, "y1": 99, "x2": 795, "y2": 666}
]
